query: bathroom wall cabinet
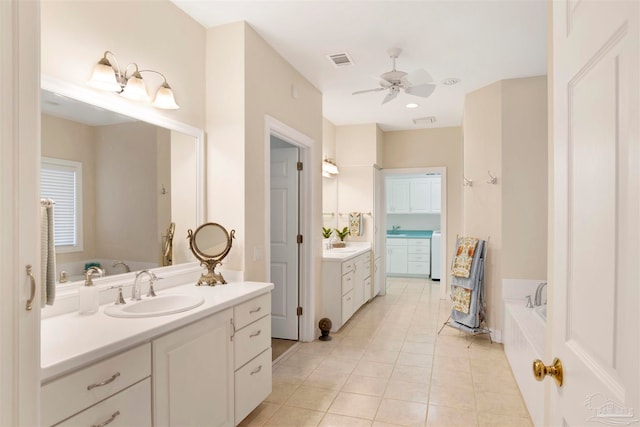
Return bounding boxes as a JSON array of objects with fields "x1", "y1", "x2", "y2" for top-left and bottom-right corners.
[
  {"x1": 386, "y1": 176, "x2": 441, "y2": 214},
  {"x1": 322, "y1": 250, "x2": 372, "y2": 331}
]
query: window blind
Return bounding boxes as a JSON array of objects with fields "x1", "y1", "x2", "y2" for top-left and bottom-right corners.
[{"x1": 41, "y1": 161, "x2": 78, "y2": 247}]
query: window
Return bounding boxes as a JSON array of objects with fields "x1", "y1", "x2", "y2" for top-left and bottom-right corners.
[{"x1": 41, "y1": 157, "x2": 83, "y2": 253}]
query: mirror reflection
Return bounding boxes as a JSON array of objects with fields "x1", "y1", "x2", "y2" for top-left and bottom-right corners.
[{"x1": 41, "y1": 89, "x2": 198, "y2": 285}]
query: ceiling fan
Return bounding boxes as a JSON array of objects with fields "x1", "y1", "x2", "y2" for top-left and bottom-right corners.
[{"x1": 352, "y1": 48, "x2": 438, "y2": 104}]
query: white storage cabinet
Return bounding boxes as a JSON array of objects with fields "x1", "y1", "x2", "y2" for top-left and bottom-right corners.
[{"x1": 322, "y1": 250, "x2": 372, "y2": 331}]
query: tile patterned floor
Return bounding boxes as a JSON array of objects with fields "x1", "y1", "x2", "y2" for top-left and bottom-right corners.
[{"x1": 241, "y1": 277, "x2": 533, "y2": 427}]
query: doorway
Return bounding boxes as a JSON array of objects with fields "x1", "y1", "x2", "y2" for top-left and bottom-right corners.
[
  {"x1": 269, "y1": 136, "x2": 300, "y2": 342},
  {"x1": 380, "y1": 167, "x2": 447, "y2": 299}
]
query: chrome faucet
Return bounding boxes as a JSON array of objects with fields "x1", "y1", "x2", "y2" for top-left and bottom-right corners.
[
  {"x1": 132, "y1": 270, "x2": 157, "y2": 301},
  {"x1": 534, "y1": 281, "x2": 548, "y2": 306},
  {"x1": 85, "y1": 266, "x2": 103, "y2": 286},
  {"x1": 112, "y1": 261, "x2": 131, "y2": 273}
]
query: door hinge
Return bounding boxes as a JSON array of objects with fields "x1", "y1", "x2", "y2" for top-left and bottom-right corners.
[
  {"x1": 297, "y1": 234, "x2": 303, "y2": 244},
  {"x1": 297, "y1": 161, "x2": 303, "y2": 171},
  {"x1": 296, "y1": 306, "x2": 303, "y2": 316}
]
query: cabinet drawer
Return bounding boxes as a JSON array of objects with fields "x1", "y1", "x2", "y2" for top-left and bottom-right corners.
[
  {"x1": 342, "y1": 271, "x2": 354, "y2": 295},
  {"x1": 386, "y1": 238, "x2": 408, "y2": 246},
  {"x1": 408, "y1": 262, "x2": 430, "y2": 275},
  {"x1": 408, "y1": 253, "x2": 430, "y2": 262},
  {"x1": 342, "y1": 290, "x2": 354, "y2": 321},
  {"x1": 235, "y1": 348, "x2": 272, "y2": 424},
  {"x1": 234, "y1": 315, "x2": 271, "y2": 370},
  {"x1": 234, "y1": 293, "x2": 271, "y2": 330},
  {"x1": 407, "y1": 239, "x2": 430, "y2": 247},
  {"x1": 41, "y1": 343, "x2": 150, "y2": 427},
  {"x1": 341, "y1": 259, "x2": 355, "y2": 275},
  {"x1": 407, "y1": 246, "x2": 429, "y2": 255},
  {"x1": 55, "y1": 378, "x2": 151, "y2": 427}
]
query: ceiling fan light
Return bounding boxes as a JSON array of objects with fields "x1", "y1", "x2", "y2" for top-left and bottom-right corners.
[
  {"x1": 152, "y1": 82, "x2": 180, "y2": 109},
  {"x1": 121, "y1": 72, "x2": 149, "y2": 101},
  {"x1": 87, "y1": 58, "x2": 121, "y2": 92}
]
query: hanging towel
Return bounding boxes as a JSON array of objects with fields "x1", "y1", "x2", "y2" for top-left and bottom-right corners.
[
  {"x1": 348, "y1": 212, "x2": 363, "y2": 237},
  {"x1": 451, "y1": 237, "x2": 479, "y2": 278},
  {"x1": 40, "y1": 199, "x2": 56, "y2": 306}
]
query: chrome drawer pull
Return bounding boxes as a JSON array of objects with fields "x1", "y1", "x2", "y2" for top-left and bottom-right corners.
[
  {"x1": 250, "y1": 365, "x2": 262, "y2": 375},
  {"x1": 87, "y1": 372, "x2": 120, "y2": 390},
  {"x1": 92, "y1": 410, "x2": 120, "y2": 427},
  {"x1": 250, "y1": 329, "x2": 262, "y2": 338},
  {"x1": 249, "y1": 306, "x2": 262, "y2": 314}
]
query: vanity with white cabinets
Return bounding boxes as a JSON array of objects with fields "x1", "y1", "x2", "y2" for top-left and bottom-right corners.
[
  {"x1": 321, "y1": 245, "x2": 372, "y2": 332},
  {"x1": 41, "y1": 281, "x2": 273, "y2": 427}
]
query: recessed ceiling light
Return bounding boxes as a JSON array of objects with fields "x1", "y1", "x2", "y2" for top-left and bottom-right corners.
[
  {"x1": 405, "y1": 103, "x2": 419, "y2": 109},
  {"x1": 441, "y1": 78, "x2": 461, "y2": 86}
]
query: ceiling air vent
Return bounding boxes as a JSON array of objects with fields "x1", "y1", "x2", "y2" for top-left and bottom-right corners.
[
  {"x1": 413, "y1": 116, "x2": 437, "y2": 125},
  {"x1": 326, "y1": 52, "x2": 354, "y2": 68}
]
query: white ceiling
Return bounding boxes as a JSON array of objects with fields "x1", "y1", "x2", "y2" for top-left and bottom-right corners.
[{"x1": 172, "y1": 0, "x2": 547, "y2": 131}]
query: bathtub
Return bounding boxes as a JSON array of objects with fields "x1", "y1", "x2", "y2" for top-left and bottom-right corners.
[{"x1": 503, "y1": 279, "x2": 547, "y2": 427}]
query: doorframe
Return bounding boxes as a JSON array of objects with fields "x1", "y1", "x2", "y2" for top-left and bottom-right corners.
[
  {"x1": 264, "y1": 115, "x2": 317, "y2": 342},
  {"x1": 381, "y1": 167, "x2": 448, "y2": 300}
]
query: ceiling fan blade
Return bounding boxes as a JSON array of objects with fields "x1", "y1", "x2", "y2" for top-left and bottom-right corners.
[
  {"x1": 382, "y1": 89, "x2": 399, "y2": 104},
  {"x1": 352, "y1": 87, "x2": 386, "y2": 96},
  {"x1": 402, "y1": 69, "x2": 434, "y2": 87},
  {"x1": 404, "y1": 83, "x2": 436, "y2": 98}
]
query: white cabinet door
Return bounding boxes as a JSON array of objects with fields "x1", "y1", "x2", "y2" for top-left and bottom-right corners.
[
  {"x1": 386, "y1": 246, "x2": 408, "y2": 274},
  {"x1": 153, "y1": 308, "x2": 234, "y2": 427},
  {"x1": 353, "y1": 256, "x2": 365, "y2": 308},
  {"x1": 373, "y1": 257, "x2": 382, "y2": 296},
  {"x1": 386, "y1": 179, "x2": 410, "y2": 213},
  {"x1": 409, "y1": 178, "x2": 431, "y2": 213},
  {"x1": 429, "y1": 177, "x2": 441, "y2": 213}
]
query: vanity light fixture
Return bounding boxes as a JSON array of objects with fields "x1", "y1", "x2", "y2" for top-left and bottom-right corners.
[
  {"x1": 322, "y1": 158, "x2": 339, "y2": 177},
  {"x1": 87, "y1": 51, "x2": 179, "y2": 110}
]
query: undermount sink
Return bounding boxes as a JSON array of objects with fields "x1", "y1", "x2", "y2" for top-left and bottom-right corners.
[{"x1": 104, "y1": 294, "x2": 205, "y2": 318}]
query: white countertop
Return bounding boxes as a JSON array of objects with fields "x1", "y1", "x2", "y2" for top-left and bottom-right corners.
[
  {"x1": 322, "y1": 242, "x2": 371, "y2": 261},
  {"x1": 41, "y1": 281, "x2": 273, "y2": 383}
]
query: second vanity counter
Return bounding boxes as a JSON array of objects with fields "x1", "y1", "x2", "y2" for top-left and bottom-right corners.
[
  {"x1": 322, "y1": 242, "x2": 371, "y2": 261},
  {"x1": 41, "y1": 281, "x2": 273, "y2": 382}
]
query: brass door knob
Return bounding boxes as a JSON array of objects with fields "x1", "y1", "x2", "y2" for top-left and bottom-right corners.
[{"x1": 533, "y1": 357, "x2": 563, "y2": 387}]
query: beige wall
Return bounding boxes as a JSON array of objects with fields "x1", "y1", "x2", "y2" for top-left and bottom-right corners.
[
  {"x1": 40, "y1": 0, "x2": 206, "y2": 129},
  {"x1": 463, "y1": 82, "x2": 503, "y2": 333},
  {"x1": 41, "y1": 114, "x2": 97, "y2": 263},
  {"x1": 463, "y1": 76, "x2": 547, "y2": 336},
  {"x1": 383, "y1": 127, "x2": 464, "y2": 279},
  {"x1": 322, "y1": 119, "x2": 338, "y2": 230},
  {"x1": 244, "y1": 23, "x2": 323, "y2": 282},
  {"x1": 205, "y1": 22, "x2": 246, "y2": 272},
  {"x1": 502, "y1": 77, "x2": 548, "y2": 279}
]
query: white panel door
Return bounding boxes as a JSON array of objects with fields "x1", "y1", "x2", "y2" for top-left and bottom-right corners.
[
  {"x1": 270, "y1": 147, "x2": 299, "y2": 340},
  {"x1": 1, "y1": 1, "x2": 41, "y2": 425},
  {"x1": 550, "y1": 1, "x2": 639, "y2": 425}
]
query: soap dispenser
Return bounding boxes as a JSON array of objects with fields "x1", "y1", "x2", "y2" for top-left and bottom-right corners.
[{"x1": 79, "y1": 269, "x2": 100, "y2": 315}]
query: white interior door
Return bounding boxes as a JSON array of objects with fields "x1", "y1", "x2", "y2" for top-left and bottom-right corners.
[
  {"x1": 550, "y1": 1, "x2": 639, "y2": 425},
  {"x1": 270, "y1": 146, "x2": 299, "y2": 340}
]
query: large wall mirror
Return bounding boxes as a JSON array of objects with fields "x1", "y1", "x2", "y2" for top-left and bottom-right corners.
[{"x1": 41, "y1": 77, "x2": 205, "y2": 291}]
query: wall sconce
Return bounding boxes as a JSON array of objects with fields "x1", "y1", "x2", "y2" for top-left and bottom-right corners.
[
  {"x1": 322, "y1": 158, "x2": 339, "y2": 177},
  {"x1": 87, "y1": 51, "x2": 179, "y2": 110},
  {"x1": 463, "y1": 176, "x2": 473, "y2": 187},
  {"x1": 487, "y1": 171, "x2": 498, "y2": 185}
]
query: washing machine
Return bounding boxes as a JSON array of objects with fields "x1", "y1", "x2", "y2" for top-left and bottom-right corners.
[{"x1": 431, "y1": 231, "x2": 441, "y2": 280}]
